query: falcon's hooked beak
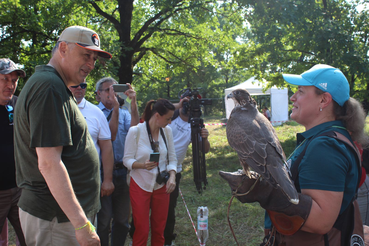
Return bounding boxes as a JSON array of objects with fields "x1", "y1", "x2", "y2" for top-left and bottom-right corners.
[
  {"x1": 227, "y1": 92, "x2": 234, "y2": 99},
  {"x1": 227, "y1": 91, "x2": 242, "y2": 107}
]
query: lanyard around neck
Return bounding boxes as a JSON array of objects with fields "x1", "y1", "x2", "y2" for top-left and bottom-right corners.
[
  {"x1": 146, "y1": 121, "x2": 158, "y2": 152},
  {"x1": 145, "y1": 121, "x2": 169, "y2": 170}
]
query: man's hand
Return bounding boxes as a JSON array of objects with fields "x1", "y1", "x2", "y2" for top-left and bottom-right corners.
[
  {"x1": 108, "y1": 85, "x2": 120, "y2": 108},
  {"x1": 124, "y1": 83, "x2": 140, "y2": 126},
  {"x1": 98, "y1": 139, "x2": 115, "y2": 197},
  {"x1": 200, "y1": 127, "x2": 210, "y2": 153},
  {"x1": 124, "y1": 83, "x2": 136, "y2": 101},
  {"x1": 179, "y1": 97, "x2": 189, "y2": 108},
  {"x1": 200, "y1": 128, "x2": 209, "y2": 139},
  {"x1": 75, "y1": 224, "x2": 100, "y2": 246},
  {"x1": 100, "y1": 180, "x2": 114, "y2": 197},
  {"x1": 173, "y1": 97, "x2": 190, "y2": 110}
]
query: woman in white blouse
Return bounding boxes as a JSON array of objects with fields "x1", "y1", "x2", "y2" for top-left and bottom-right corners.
[{"x1": 123, "y1": 99, "x2": 177, "y2": 246}]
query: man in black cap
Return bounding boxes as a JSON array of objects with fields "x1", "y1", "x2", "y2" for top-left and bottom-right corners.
[
  {"x1": 0, "y1": 58, "x2": 26, "y2": 246},
  {"x1": 14, "y1": 26, "x2": 112, "y2": 246}
]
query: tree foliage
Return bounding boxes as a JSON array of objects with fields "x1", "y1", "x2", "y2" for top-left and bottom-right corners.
[
  {"x1": 0, "y1": 0, "x2": 245, "y2": 114},
  {"x1": 1, "y1": 0, "x2": 76, "y2": 89},
  {"x1": 235, "y1": 0, "x2": 369, "y2": 110},
  {"x1": 1, "y1": 0, "x2": 368, "y2": 113}
]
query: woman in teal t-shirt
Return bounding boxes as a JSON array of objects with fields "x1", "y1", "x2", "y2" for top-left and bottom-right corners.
[
  {"x1": 258, "y1": 64, "x2": 368, "y2": 246},
  {"x1": 276, "y1": 65, "x2": 366, "y2": 245}
]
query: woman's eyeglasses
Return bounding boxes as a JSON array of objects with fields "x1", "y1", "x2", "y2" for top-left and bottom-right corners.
[
  {"x1": 6, "y1": 105, "x2": 14, "y2": 125},
  {"x1": 70, "y1": 83, "x2": 87, "y2": 89}
]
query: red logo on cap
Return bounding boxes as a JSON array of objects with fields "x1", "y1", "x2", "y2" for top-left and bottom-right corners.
[{"x1": 91, "y1": 34, "x2": 100, "y2": 47}]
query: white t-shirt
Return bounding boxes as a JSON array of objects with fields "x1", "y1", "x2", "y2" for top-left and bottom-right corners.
[
  {"x1": 78, "y1": 98, "x2": 111, "y2": 155},
  {"x1": 168, "y1": 116, "x2": 192, "y2": 173}
]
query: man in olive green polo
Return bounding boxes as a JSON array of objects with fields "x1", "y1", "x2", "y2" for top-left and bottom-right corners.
[{"x1": 14, "y1": 26, "x2": 112, "y2": 246}]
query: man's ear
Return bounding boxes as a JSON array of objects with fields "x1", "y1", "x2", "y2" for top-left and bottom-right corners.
[{"x1": 58, "y1": 41, "x2": 68, "y2": 57}]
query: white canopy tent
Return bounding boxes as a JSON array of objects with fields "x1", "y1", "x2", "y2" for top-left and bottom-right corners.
[{"x1": 224, "y1": 77, "x2": 289, "y2": 125}]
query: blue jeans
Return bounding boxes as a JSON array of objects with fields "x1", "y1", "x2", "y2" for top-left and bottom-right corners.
[{"x1": 97, "y1": 168, "x2": 130, "y2": 246}]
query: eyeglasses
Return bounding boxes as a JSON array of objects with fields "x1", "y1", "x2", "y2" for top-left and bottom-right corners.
[
  {"x1": 5, "y1": 105, "x2": 14, "y2": 125},
  {"x1": 70, "y1": 83, "x2": 87, "y2": 89}
]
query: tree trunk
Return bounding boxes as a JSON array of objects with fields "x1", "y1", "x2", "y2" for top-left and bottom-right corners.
[
  {"x1": 119, "y1": 52, "x2": 133, "y2": 84},
  {"x1": 118, "y1": 0, "x2": 134, "y2": 84}
]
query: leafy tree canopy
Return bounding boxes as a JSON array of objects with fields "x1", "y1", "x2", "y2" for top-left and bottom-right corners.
[
  {"x1": 2, "y1": 0, "x2": 369, "y2": 112},
  {"x1": 234, "y1": 0, "x2": 369, "y2": 110}
]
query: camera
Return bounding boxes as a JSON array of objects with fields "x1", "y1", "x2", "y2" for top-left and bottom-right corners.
[
  {"x1": 112, "y1": 84, "x2": 129, "y2": 92},
  {"x1": 179, "y1": 88, "x2": 212, "y2": 119},
  {"x1": 156, "y1": 171, "x2": 169, "y2": 184}
]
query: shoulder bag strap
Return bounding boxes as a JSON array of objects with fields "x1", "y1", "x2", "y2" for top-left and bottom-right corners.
[{"x1": 136, "y1": 125, "x2": 140, "y2": 145}]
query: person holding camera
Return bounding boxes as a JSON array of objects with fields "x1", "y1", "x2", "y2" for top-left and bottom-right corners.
[
  {"x1": 95, "y1": 77, "x2": 139, "y2": 246},
  {"x1": 123, "y1": 99, "x2": 177, "y2": 246},
  {"x1": 164, "y1": 97, "x2": 210, "y2": 246}
]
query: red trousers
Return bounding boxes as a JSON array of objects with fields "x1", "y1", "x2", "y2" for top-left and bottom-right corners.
[{"x1": 130, "y1": 178, "x2": 170, "y2": 246}]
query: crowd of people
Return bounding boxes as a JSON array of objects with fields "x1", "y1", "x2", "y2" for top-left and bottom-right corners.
[
  {"x1": 1, "y1": 24, "x2": 369, "y2": 246},
  {"x1": 1, "y1": 25, "x2": 211, "y2": 246}
]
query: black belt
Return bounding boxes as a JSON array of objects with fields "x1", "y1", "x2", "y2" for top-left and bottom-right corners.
[{"x1": 114, "y1": 162, "x2": 126, "y2": 170}]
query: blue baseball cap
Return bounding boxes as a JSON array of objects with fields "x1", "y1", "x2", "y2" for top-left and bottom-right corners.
[{"x1": 282, "y1": 64, "x2": 349, "y2": 106}]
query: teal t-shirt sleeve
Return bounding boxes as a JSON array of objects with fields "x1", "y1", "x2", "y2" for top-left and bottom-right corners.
[
  {"x1": 264, "y1": 210, "x2": 272, "y2": 229},
  {"x1": 29, "y1": 86, "x2": 73, "y2": 148},
  {"x1": 299, "y1": 137, "x2": 349, "y2": 192}
]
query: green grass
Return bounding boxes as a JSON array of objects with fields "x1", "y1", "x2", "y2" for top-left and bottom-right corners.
[{"x1": 8, "y1": 119, "x2": 305, "y2": 246}]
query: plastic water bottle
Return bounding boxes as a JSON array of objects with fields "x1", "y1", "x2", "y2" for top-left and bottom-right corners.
[{"x1": 197, "y1": 206, "x2": 209, "y2": 246}]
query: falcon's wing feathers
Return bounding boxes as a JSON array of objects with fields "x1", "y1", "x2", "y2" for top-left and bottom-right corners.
[
  {"x1": 255, "y1": 113, "x2": 287, "y2": 161},
  {"x1": 227, "y1": 114, "x2": 267, "y2": 166},
  {"x1": 227, "y1": 107, "x2": 286, "y2": 167}
]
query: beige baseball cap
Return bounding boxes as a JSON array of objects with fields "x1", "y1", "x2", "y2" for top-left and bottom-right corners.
[{"x1": 58, "y1": 26, "x2": 112, "y2": 59}]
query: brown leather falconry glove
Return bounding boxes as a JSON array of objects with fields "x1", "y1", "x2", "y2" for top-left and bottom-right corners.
[{"x1": 219, "y1": 170, "x2": 312, "y2": 235}]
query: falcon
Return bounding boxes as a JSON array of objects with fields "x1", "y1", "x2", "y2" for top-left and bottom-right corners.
[{"x1": 226, "y1": 89, "x2": 299, "y2": 204}]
